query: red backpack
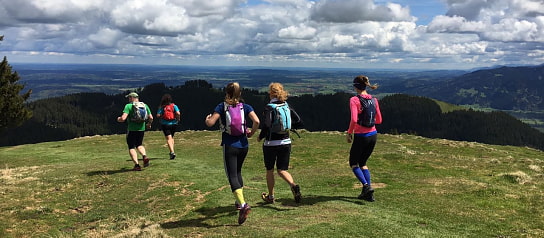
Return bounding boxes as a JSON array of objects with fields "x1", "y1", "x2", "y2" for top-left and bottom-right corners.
[{"x1": 162, "y1": 103, "x2": 176, "y2": 120}]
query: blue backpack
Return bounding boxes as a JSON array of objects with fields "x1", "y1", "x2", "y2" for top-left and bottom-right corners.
[
  {"x1": 221, "y1": 102, "x2": 246, "y2": 136},
  {"x1": 356, "y1": 95, "x2": 376, "y2": 127},
  {"x1": 268, "y1": 102, "x2": 291, "y2": 134}
]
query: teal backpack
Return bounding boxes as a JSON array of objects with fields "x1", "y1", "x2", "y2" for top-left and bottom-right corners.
[{"x1": 268, "y1": 102, "x2": 291, "y2": 134}]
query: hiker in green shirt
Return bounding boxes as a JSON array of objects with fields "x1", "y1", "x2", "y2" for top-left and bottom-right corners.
[{"x1": 117, "y1": 92, "x2": 153, "y2": 171}]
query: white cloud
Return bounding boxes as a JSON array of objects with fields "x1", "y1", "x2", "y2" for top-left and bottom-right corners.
[
  {"x1": 0, "y1": 0, "x2": 543, "y2": 69},
  {"x1": 110, "y1": 0, "x2": 193, "y2": 36},
  {"x1": 332, "y1": 34, "x2": 357, "y2": 48},
  {"x1": 89, "y1": 28, "x2": 124, "y2": 48},
  {"x1": 430, "y1": 0, "x2": 544, "y2": 42},
  {"x1": 278, "y1": 24, "x2": 316, "y2": 39},
  {"x1": 481, "y1": 18, "x2": 541, "y2": 42}
]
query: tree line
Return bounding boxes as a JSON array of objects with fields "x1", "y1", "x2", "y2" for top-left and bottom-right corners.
[{"x1": 1, "y1": 80, "x2": 543, "y2": 150}]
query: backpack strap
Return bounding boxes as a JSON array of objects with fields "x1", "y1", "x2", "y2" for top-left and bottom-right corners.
[{"x1": 290, "y1": 129, "x2": 301, "y2": 138}]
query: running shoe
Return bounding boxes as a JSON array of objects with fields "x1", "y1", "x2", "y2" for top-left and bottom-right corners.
[
  {"x1": 169, "y1": 152, "x2": 176, "y2": 160},
  {"x1": 358, "y1": 185, "x2": 375, "y2": 202},
  {"x1": 261, "y1": 192, "x2": 275, "y2": 204},
  {"x1": 234, "y1": 201, "x2": 242, "y2": 210},
  {"x1": 238, "y1": 204, "x2": 251, "y2": 225},
  {"x1": 143, "y1": 156, "x2": 150, "y2": 167},
  {"x1": 291, "y1": 184, "x2": 302, "y2": 203},
  {"x1": 132, "y1": 164, "x2": 142, "y2": 171}
]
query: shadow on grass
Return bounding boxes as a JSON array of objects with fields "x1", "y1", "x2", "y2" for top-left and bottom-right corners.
[
  {"x1": 124, "y1": 157, "x2": 159, "y2": 162},
  {"x1": 86, "y1": 157, "x2": 162, "y2": 176},
  {"x1": 86, "y1": 168, "x2": 135, "y2": 176},
  {"x1": 270, "y1": 194, "x2": 366, "y2": 207},
  {"x1": 161, "y1": 205, "x2": 239, "y2": 229},
  {"x1": 161, "y1": 195, "x2": 367, "y2": 229}
]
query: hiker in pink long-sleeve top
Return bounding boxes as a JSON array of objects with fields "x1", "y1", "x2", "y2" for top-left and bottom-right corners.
[{"x1": 346, "y1": 75, "x2": 382, "y2": 202}]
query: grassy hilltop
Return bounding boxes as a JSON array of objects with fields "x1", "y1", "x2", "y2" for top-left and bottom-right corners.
[{"x1": 1, "y1": 131, "x2": 543, "y2": 237}]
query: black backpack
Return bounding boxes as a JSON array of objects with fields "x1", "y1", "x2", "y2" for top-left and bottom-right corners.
[{"x1": 356, "y1": 95, "x2": 376, "y2": 127}]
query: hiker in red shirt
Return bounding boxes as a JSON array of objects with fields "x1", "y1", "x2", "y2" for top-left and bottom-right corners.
[
  {"x1": 346, "y1": 75, "x2": 382, "y2": 202},
  {"x1": 156, "y1": 94, "x2": 181, "y2": 160}
]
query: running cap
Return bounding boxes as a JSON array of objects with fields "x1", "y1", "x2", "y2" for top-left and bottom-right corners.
[{"x1": 126, "y1": 92, "x2": 139, "y2": 98}]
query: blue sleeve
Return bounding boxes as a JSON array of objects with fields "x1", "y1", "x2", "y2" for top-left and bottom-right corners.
[
  {"x1": 174, "y1": 104, "x2": 180, "y2": 112},
  {"x1": 214, "y1": 102, "x2": 224, "y2": 114},
  {"x1": 243, "y1": 103, "x2": 254, "y2": 114},
  {"x1": 157, "y1": 107, "x2": 164, "y2": 115}
]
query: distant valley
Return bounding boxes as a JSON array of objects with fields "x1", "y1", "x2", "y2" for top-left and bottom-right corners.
[
  {"x1": 3, "y1": 63, "x2": 544, "y2": 149},
  {"x1": 14, "y1": 63, "x2": 544, "y2": 131},
  {"x1": 15, "y1": 63, "x2": 465, "y2": 100}
]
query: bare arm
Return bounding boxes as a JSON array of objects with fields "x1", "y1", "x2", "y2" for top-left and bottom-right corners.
[
  {"x1": 247, "y1": 111, "x2": 260, "y2": 138},
  {"x1": 205, "y1": 112, "x2": 221, "y2": 127},
  {"x1": 117, "y1": 113, "x2": 128, "y2": 122}
]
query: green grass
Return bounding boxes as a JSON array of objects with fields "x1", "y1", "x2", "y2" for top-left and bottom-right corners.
[
  {"x1": 432, "y1": 99, "x2": 467, "y2": 113},
  {"x1": 1, "y1": 131, "x2": 543, "y2": 237}
]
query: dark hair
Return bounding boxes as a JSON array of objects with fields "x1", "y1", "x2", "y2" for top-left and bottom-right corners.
[
  {"x1": 160, "y1": 94, "x2": 172, "y2": 107},
  {"x1": 353, "y1": 75, "x2": 378, "y2": 91}
]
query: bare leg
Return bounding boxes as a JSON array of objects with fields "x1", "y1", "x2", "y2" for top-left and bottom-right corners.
[
  {"x1": 266, "y1": 169, "x2": 275, "y2": 195},
  {"x1": 129, "y1": 149, "x2": 139, "y2": 165},
  {"x1": 136, "y1": 145, "x2": 146, "y2": 157},
  {"x1": 166, "y1": 135, "x2": 175, "y2": 153},
  {"x1": 279, "y1": 169, "x2": 301, "y2": 203},
  {"x1": 278, "y1": 169, "x2": 295, "y2": 186}
]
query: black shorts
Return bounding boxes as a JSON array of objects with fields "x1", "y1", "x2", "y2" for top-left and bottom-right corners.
[
  {"x1": 126, "y1": 131, "x2": 145, "y2": 149},
  {"x1": 161, "y1": 124, "x2": 177, "y2": 137},
  {"x1": 263, "y1": 144, "x2": 291, "y2": 171},
  {"x1": 349, "y1": 134, "x2": 377, "y2": 167}
]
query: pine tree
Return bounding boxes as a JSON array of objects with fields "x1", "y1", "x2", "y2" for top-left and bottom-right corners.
[{"x1": 0, "y1": 56, "x2": 33, "y2": 131}]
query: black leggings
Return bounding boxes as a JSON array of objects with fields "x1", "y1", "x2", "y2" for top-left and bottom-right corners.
[
  {"x1": 223, "y1": 145, "x2": 248, "y2": 192},
  {"x1": 349, "y1": 134, "x2": 377, "y2": 167}
]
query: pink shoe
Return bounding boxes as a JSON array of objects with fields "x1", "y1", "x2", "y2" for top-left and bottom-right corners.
[{"x1": 238, "y1": 204, "x2": 251, "y2": 225}]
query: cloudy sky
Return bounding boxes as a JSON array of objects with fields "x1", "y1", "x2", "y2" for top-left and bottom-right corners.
[{"x1": 0, "y1": 0, "x2": 543, "y2": 70}]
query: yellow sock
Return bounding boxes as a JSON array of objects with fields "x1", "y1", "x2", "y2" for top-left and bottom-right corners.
[{"x1": 233, "y1": 188, "x2": 246, "y2": 205}]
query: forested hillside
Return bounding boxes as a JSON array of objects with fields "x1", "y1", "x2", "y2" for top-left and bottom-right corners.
[
  {"x1": 379, "y1": 94, "x2": 544, "y2": 149},
  {"x1": 408, "y1": 64, "x2": 544, "y2": 111},
  {"x1": 1, "y1": 80, "x2": 543, "y2": 150}
]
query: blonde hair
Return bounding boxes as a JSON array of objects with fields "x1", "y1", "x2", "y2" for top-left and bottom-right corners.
[
  {"x1": 225, "y1": 82, "x2": 242, "y2": 105},
  {"x1": 269, "y1": 82, "x2": 288, "y2": 102},
  {"x1": 353, "y1": 75, "x2": 379, "y2": 91}
]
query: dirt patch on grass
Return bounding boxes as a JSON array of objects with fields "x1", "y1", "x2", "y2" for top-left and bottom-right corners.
[
  {"x1": 430, "y1": 138, "x2": 498, "y2": 151},
  {"x1": 1, "y1": 165, "x2": 41, "y2": 185},
  {"x1": 497, "y1": 171, "x2": 531, "y2": 184},
  {"x1": 529, "y1": 165, "x2": 541, "y2": 172},
  {"x1": 86, "y1": 217, "x2": 172, "y2": 238},
  {"x1": 422, "y1": 177, "x2": 488, "y2": 194}
]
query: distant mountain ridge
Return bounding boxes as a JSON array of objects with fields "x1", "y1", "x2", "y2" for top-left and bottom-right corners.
[
  {"x1": 4, "y1": 63, "x2": 544, "y2": 148},
  {"x1": 1, "y1": 81, "x2": 543, "y2": 150},
  {"x1": 407, "y1": 64, "x2": 544, "y2": 111}
]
